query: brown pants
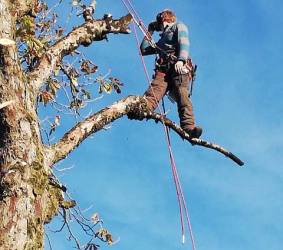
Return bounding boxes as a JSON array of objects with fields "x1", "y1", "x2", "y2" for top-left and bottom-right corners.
[{"x1": 144, "y1": 70, "x2": 195, "y2": 131}]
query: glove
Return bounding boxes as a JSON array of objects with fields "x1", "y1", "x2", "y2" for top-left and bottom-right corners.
[
  {"x1": 175, "y1": 61, "x2": 186, "y2": 74},
  {"x1": 148, "y1": 21, "x2": 157, "y2": 35}
]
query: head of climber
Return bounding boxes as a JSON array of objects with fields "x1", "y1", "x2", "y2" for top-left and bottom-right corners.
[
  {"x1": 156, "y1": 9, "x2": 176, "y2": 30},
  {"x1": 148, "y1": 9, "x2": 176, "y2": 33}
]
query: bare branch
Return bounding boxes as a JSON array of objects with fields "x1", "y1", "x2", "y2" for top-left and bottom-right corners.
[
  {"x1": 28, "y1": 14, "x2": 133, "y2": 91},
  {"x1": 144, "y1": 112, "x2": 245, "y2": 166},
  {"x1": 44, "y1": 95, "x2": 244, "y2": 167}
]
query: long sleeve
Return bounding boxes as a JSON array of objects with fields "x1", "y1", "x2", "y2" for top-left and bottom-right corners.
[
  {"x1": 177, "y1": 23, "x2": 190, "y2": 61},
  {"x1": 140, "y1": 37, "x2": 157, "y2": 56}
]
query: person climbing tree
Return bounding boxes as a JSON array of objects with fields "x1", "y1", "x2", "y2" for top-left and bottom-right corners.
[{"x1": 140, "y1": 9, "x2": 202, "y2": 139}]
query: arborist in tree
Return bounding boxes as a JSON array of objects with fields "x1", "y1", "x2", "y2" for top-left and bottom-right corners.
[{"x1": 140, "y1": 9, "x2": 202, "y2": 139}]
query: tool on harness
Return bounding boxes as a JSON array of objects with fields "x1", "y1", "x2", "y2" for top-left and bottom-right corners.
[
  {"x1": 154, "y1": 48, "x2": 176, "y2": 73},
  {"x1": 189, "y1": 64, "x2": 197, "y2": 97},
  {"x1": 155, "y1": 54, "x2": 196, "y2": 79}
]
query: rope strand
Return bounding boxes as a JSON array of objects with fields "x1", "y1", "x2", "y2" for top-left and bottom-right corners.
[{"x1": 122, "y1": 1, "x2": 196, "y2": 249}]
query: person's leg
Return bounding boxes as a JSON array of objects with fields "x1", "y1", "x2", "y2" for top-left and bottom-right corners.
[
  {"x1": 172, "y1": 74, "x2": 195, "y2": 129},
  {"x1": 171, "y1": 73, "x2": 202, "y2": 138},
  {"x1": 144, "y1": 71, "x2": 168, "y2": 110}
]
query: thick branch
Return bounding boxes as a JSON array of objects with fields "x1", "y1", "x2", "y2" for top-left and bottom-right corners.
[
  {"x1": 45, "y1": 95, "x2": 143, "y2": 166},
  {"x1": 27, "y1": 14, "x2": 132, "y2": 91},
  {"x1": 45, "y1": 95, "x2": 244, "y2": 167}
]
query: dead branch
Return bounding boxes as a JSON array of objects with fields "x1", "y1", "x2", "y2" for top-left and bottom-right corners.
[
  {"x1": 144, "y1": 112, "x2": 244, "y2": 166},
  {"x1": 28, "y1": 14, "x2": 133, "y2": 91},
  {"x1": 44, "y1": 95, "x2": 244, "y2": 167},
  {"x1": 48, "y1": 189, "x2": 112, "y2": 249}
]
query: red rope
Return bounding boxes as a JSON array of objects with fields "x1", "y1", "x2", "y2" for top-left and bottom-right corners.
[
  {"x1": 123, "y1": 1, "x2": 196, "y2": 249},
  {"x1": 121, "y1": 0, "x2": 153, "y2": 42},
  {"x1": 123, "y1": 0, "x2": 150, "y2": 35},
  {"x1": 165, "y1": 124, "x2": 196, "y2": 248},
  {"x1": 132, "y1": 23, "x2": 152, "y2": 84}
]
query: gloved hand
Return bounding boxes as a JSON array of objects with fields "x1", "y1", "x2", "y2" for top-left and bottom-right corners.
[
  {"x1": 148, "y1": 21, "x2": 157, "y2": 35},
  {"x1": 175, "y1": 60, "x2": 187, "y2": 74}
]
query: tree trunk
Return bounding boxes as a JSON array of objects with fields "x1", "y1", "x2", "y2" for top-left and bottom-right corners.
[{"x1": 0, "y1": 1, "x2": 62, "y2": 249}]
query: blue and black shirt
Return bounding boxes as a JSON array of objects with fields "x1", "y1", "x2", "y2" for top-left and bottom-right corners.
[{"x1": 140, "y1": 22, "x2": 190, "y2": 63}]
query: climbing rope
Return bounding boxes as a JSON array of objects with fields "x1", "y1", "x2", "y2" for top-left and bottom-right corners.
[{"x1": 121, "y1": 1, "x2": 196, "y2": 249}]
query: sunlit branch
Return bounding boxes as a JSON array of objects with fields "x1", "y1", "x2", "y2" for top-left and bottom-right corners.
[
  {"x1": 44, "y1": 95, "x2": 244, "y2": 167},
  {"x1": 28, "y1": 14, "x2": 133, "y2": 91}
]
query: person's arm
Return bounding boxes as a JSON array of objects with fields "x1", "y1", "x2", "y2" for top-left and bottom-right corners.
[
  {"x1": 177, "y1": 23, "x2": 190, "y2": 62},
  {"x1": 140, "y1": 22, "x2": 157, "y2": 56},
  {"x1": 140, "y1": 37, "x2": 157, "y2": 55}
]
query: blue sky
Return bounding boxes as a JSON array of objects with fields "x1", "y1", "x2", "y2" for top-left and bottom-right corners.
[{"x1": 43, "y1": 0, "x2": 283, "y2": 249}]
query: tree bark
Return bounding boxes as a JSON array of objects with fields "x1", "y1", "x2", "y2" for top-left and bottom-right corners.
[
  {"x1": 0, "y1": 1, "x2": 63, "y2": 249},
  {"x1": 0, "y1": 2, "x2": 133, "y2": 248}
]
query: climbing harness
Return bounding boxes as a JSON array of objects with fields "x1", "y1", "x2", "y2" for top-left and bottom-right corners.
[{"x1": 121, "y1": 1, "x2": 196, "y2": 249}]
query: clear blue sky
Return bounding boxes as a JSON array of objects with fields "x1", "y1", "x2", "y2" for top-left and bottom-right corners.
[{"x1": 44, "y1": 0, "x2": 283, "y2": 249}]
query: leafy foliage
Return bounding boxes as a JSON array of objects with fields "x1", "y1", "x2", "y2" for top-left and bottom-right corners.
[
  {"x1": 97, "y1": 76, "x2": 124, "y2": 94},
  {"x1": 23, "y1": 1, "x2": 125, "y2": 248},
  {"x1": 28, "y1": 1, "x2": 125, "y2": 138}
]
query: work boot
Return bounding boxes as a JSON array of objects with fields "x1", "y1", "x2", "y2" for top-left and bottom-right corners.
[{"x1": 186, "y1": 126, "x2": 202, "y2": 139}]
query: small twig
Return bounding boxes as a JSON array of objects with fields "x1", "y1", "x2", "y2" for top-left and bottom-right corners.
[
  {"x1": 50, "y1": 209, "x2": 67, "y2": 233},
  {"x1": 45, "y1": 232, "x2": 53, "y2": 250},
  {"x1": 83, "y1": 95, "x2": 104, "y2": 104},
  {"x1": 59, "y1": 79, "x2": 72, "y2": 103},
  {"x1": 42, "y1": 128, "x2": 52, "y2": 145},
  {"x1": 80, "y1": 205, "x2": 94, "y2": 213},
  {"x1": 57, "y1": 209, "x2": 82, "y2": 249},
  {"x1": 70, "y1": 211, "x2": 95, "y2": 236},
  {"x1": 44, "y1": 0, "x2": 64, "y2": 18},
  {"x1": 65, "y1": 219, "x2": 81, "y2": 249},
  {"x1": 55, "y1": 165, "x2": 75, "y2": 172}
]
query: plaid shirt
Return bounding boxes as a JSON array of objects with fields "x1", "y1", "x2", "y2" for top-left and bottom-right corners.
[{"x1": 140, "y1": 22, "x2": 190, "y2": 62}]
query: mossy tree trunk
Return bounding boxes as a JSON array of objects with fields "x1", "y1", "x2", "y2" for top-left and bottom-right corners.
[
  {"x1": 0, "y1": 1, "x2": 133, "y2": 249},
  {"x1": 0, "y1": 1, "x2": 62, "y2": 249}
]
